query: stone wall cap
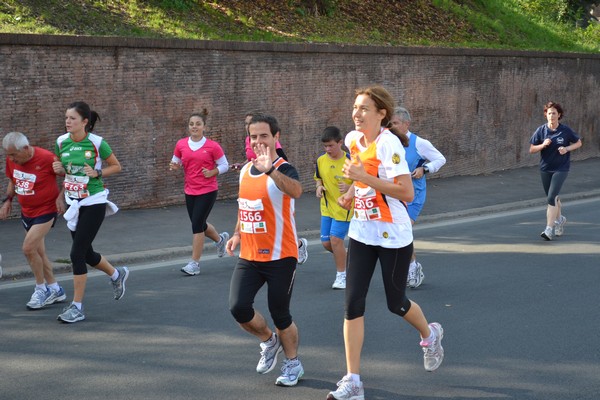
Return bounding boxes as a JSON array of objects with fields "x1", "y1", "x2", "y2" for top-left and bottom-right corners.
[{"x1": 1, "y1": 33, "x2": 599, "y2": 59}]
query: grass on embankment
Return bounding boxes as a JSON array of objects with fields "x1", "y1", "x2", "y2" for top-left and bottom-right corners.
[{"x1": 0, "y1": 0, "x2": 598, "y2": 53}]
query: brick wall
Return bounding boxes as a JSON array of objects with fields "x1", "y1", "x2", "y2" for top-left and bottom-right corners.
[{"x1": 1, "y1": 34, "x2": 599, "y2": 212}]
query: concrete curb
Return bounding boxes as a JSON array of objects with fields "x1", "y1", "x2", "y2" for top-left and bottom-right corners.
[
  {"x1": 2, "y1": 189, "x2": 600, "y2": 282},
  {"x1": 417, "y1": 189, "x2": 600, "y2": 224}
]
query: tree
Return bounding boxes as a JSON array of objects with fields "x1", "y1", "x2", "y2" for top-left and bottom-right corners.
[{"x1": 299, "y1": 0, "x2": 337, "y2": 16}]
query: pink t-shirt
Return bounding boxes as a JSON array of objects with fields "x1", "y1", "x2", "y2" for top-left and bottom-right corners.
[
  {"x1": 245, "y1": 135, "x2": 282, "y2": 161},
  {"x1": 173, "y1": 138, "x2": 225, "y2": 195}
]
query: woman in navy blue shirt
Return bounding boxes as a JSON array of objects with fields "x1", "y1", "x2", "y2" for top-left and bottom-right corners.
[{"x1": 529, "y1": 102, "x2": 582, "y2": 240}]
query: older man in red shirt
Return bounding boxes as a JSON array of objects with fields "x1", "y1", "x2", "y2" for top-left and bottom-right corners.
[{"x1": 1, "y1": 132, "x2": 66, "y2": 309}]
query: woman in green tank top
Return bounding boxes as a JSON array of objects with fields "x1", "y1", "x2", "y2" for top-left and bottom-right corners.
[{"x1": 52, "y1": 101, "x2": 129, "y2": 324}]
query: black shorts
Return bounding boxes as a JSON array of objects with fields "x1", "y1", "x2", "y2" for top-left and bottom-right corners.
[
  {"x1": 229, "y1": 257, "x2": 297, "y2": 330},
  {"x1": 21, "y1": 212, "x2": 57, "y2": 232},
  {"x1": 345, "y1": 238, "x2": 413, "y2": 319},
  {"x1": 185, "y1": 191, "x2": 218, "y2": 234}
]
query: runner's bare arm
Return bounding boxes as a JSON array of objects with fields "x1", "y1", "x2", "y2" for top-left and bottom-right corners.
[
  {"x1": 0, "y1": 181, "x2": 15, "y2": 219},
  {"x1": 226, "y1": 219, "x2": 241, "y2": 256},
  {"x1": 268, "y1": 169, "x2": 303, "y2": 199}
]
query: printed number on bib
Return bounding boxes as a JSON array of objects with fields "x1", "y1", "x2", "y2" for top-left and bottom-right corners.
[
  {"x1": 238, "y1": 198, "x2": 268, "y2": 234},
  {"x1": 13, "y1": 169, "x2": 37, "y2": 196},
  {"x1": 64, "y1": 174, "x2": 90, "y2": 198},
  {"x1": 354, "y1": 186, "x2": 381, "y2": 221}
]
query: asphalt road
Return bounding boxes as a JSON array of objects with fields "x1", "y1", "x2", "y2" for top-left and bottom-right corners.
[{"x1": 1, "y1": 198, "x2": 599, "y2": 400}]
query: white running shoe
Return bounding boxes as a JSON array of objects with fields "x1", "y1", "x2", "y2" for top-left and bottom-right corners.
[
  {"x1": 554, "y1": 216, "x2": 567, "y2": 236},
  {"x1": 27, "y1": 287, "x2": 51, "y2": 309},
  {"x1": 57, "y1": 304, "x2": 85, "y2": 323},
  {"x1": 421, "y1": 322, "x2": 444, "y2": 371},
  {"x1": 540, "y1": 227, "x2": 554, "y2": 241},
  {"x1": 181, "y1": 261, "x2": 200, "y2": 276},
  {"x1": 45, "y1": 286, "x2": 67, "y2": 305},
  {"x1": 216, "y1": 232, "x2": 229, "y2": 257},
  {"x1": 297, "y1": 238, "x2": 308, "y2": 265},
  {"x1": 256, "y1": 333, "x2": 283, "y2": 374},
  {"x1": 332, "y1": 274, "x2": 346, "y2": 290},
  {"x1": 407, "y1": 262, "x2": 424, "y2": 288},
  {"x1": 275, "y1": 358, "x2": 304, "y2": 386},
  {"x1": 327, "y1": 375, "x2": 364, "y2": 400}
]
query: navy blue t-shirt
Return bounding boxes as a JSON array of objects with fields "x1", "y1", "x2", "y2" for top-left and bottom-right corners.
[{"x1": 530, "y1": 123, "x2": 580, "y2": 172}]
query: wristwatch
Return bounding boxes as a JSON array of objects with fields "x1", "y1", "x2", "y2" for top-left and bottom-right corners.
[{"x1": 422, "y1": 165, "x2": 430, "y2": 174}]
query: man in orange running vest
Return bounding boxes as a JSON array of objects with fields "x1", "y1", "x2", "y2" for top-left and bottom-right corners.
[{"x1": 226, "y1": 114, "x2": 305, "y2": 387}]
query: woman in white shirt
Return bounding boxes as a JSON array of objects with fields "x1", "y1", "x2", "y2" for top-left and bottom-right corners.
[{"x1": 326, "y1": 86, "x2": 444, "y2": 400}]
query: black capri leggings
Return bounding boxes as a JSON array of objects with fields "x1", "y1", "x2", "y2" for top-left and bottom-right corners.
[
  {"x1": 229, "y1": 257, "x2": 297, "y2": 330},
  {"x1": 345, "y1": 238, "x2": 413, "y2": 320},
  {"x1": 540, "y1": 170, "x2": 568, "y2": 206},
  {"x1": 70, "y1": 203, "x2": 106, "y2": 275},
  {"x1": 185, "y1": 191, "x2": 218, "y2": 234}
]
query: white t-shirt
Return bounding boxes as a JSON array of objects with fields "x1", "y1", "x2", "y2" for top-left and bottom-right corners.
[{"x1": 345, "y1": 129, "x2": 413, "y2": 248}]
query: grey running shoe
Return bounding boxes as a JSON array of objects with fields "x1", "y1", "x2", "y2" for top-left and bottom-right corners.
[
  {"x1": 27, "y1": 287, "x2": 51, "y2": 309},
  {"x1": 297, "y1": 238, "x2": 308, "y2": 265},
  {"x1": 112, "y1": 266, "x2": 129, "y2": 300},
  {"x1": 327, "y1": 375, "x2": 364, "y2": 400},
  {"x1": 57, "y1": 304, "x2": 85, "y2": 323},
  {"x1": 421, "y1": 322, "x2": 444, "y2": 371},
  {"x1": 332, "y1": 274, "x2": 346, "y2": 290},
  {"x1": 275, "y1": 358, "x2": 304, "y2": 386},
  {"x1": 554, "y1": 216, "x2": 567, "y2": 236},
  {"x1": 407, "y1": 262, "x2": 425, "y2": 288},
  {"x1": 45, "y1": 286, "x2": 67, "y2": 305},
  {"x1": 540, "y1": 227, "x2": 554, "y2": 241},
  {"x1": 216, "y1": 232, "x2": 229, "y2": 258},
  {"x1": 256, "y1": 333, "x2": 283, "y2": 374},
  {"x1": 181, "y1": 260, "x2": 200, "y2": 276}
]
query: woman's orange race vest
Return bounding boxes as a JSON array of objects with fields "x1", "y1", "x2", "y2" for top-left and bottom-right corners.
[{"x1": 348, "y1": 134, "x2": 399, "y2": 223}]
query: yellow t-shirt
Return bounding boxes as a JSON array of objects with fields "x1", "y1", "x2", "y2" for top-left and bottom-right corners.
[{"x1": 314, "y1": 152, "x2": 353, "y2": 222}]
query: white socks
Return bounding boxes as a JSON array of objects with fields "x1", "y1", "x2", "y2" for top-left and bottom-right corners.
[
  {"x1": 348, "y1": 373, "x2": 361, "y2": 385},
  {"x1": 420, "y1": 329, "x2": 435, "y2": 346},
  {"x1": 110, "y1": 269, "x2": 119, "y2": 281},
  {"x1": 263, "y1": 332, "x2": 277, "y2": 346}
]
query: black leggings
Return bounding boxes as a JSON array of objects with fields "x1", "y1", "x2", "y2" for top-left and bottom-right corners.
[
  {"x1": 345, "y1": 238, "x2": 413, "y2": 320},
  {"x1": 70, "y1": 203, "x2": 106, "y2": 275},
  {"x1": 185, "y1": 191, "x2": 218, "y2": 234},
  {"x1": 540, "y1": 170, "x2": 568, "y2": 206},
  {"x1": 229, "y1": 257, "x2": 297, "y2": 330}
]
